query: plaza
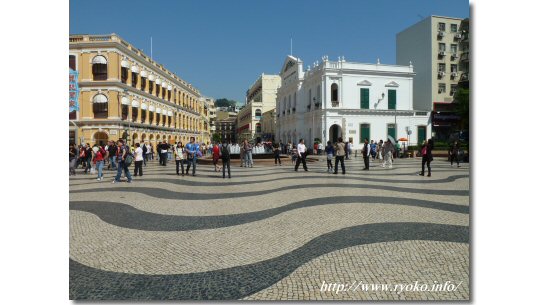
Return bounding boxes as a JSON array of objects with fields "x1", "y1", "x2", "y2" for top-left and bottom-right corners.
[{"x1": 69, "y1": 156, "x2": 469, "y2": 300}]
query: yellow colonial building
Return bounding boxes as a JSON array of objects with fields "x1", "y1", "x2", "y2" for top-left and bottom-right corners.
[{"x1": 69, "y1": 33, "x2": 210, "y2": 147}]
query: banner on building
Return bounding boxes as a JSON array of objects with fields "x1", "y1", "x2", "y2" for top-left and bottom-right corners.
[{"x1": 69, "y1": 69, "x2": 80, "y2": 112}]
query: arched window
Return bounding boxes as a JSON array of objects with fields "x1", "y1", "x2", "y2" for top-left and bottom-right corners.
[
  {"x1": 121, "y1": 97, "x2": 129, "y2": 120},
  {"x1": 92, "y1": 94, "x2": 108, "y2": 118},
  {"x1": 92, "y1": 55, "x2": 108, "y2": 80},
  {"x1": 331, "y1": 83, "x2": 338, "y2": 102},
  {"x1": 255, "y1": 109, "x2": 262, "y2": 117}
]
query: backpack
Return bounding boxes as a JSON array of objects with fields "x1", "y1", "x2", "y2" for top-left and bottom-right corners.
[
  {"x1": 421, "y1": 146, "x2": 427, "y2": 156},
  {"x1": 221, "y1": 144, "x2": 230, "y2": 160}
]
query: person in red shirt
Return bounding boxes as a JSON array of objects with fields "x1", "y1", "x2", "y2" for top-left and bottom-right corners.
[
  {"x1": 212, "y1": 142, "x2": 221, "y2": 172},
  {"x1": 94, "y1": 144, "x2": 106, "y2": 181}
]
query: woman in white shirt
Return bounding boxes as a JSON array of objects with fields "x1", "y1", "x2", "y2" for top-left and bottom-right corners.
[
  {"x1": 174, "y1": 142, "x2": 185, "y2": 176},
  {"x1": 133, "y1": 143, "x2": 144, "y2": 177},
  {"x1": 294, "y1": 139, "x2": 308, "y2": 172}
]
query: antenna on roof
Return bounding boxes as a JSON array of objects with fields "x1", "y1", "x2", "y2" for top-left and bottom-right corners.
[{"x1": 290, "y1": 38, "x2": 293, "y2": 56}]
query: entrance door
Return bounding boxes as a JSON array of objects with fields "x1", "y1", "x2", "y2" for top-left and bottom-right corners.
[
  {"x1": 418, "y1": 126, "x2": 427, "y2": 145},
  {"x1": 93, "y1": 132, "x2": 108, "y2": 146},
  {"x1": 329, "y1": 124, "x2": 342, "y2": 143}
]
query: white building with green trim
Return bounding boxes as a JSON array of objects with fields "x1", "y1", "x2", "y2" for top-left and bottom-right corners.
[{"x1": 275, "y1": 55, "x2": 431, "y2": 150}]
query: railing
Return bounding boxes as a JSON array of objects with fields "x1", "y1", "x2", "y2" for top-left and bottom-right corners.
[
  {"x1": 69, "y1": 36, "x2": 83, "y2": 42},
  {"x1": 89, "y1": 35, "x2": 112, "y2": 41}
]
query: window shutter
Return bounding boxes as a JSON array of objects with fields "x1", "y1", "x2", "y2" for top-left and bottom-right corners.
[
  {"x1": 360, "y1": 88, "x2": 369, "y2": 109},
  {"x1": 388, "y1": 90, "x2": 396, "y2": 110}
]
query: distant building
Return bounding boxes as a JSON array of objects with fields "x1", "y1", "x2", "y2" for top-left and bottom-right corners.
[
  {"x1": 397, "y1": 15, "x2": 468, "y2": 140},
  {"x1": 275, "y1": 55, "x2": 431, "y2": 149},
  {"x1": 237, "y1": 74, "x2": 281, "y2": 142},
  {"x1": 260, "y1": 109, "x2": 276, "y2": 141}
]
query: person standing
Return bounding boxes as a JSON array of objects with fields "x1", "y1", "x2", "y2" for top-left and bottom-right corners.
[
  {"x1": 317, "y1": 142, "x2": 324, "y2": 155},
  {"x1": 160, "y1": 140, "x2": 170, "y2": 166},
  {"x1": 174, "y1": 142, "x2": 185, "y2": 175},
  {"x1": 377, "y1": 139, "x2": 384, "y2": 162},
  {"x1": 84, "y1": 144, "x2": 93, "y2": 174},
  {"x1": 185, "y1": 137, "x2": 200, "y2": 176},
  {"x1": 112, "y1": 139, "x2": 132, "y2": 183},
  {"x1": 420, "y1": 139, "x2": 434, "y2": 176},
  {"x1": 108, "y1": 141, "x2": 118, "y2": 170},
  {"x1": 94, "y1": 144, "x2": 106, "y2": 181},
  {"x1": 362, "y1": 138, "x2": 371, "y2": 170},
  {"x1": 291, "y1": 145, "x2": 298, "y2": 164},
  {"x1": 69, "y1": 144, "x2": 77, "y2": 176},
  {"x1": 370, "y1": 140, "x2": 377, "y2": 161},
  {"x1": 450, "y1": 140, "x2": 461, "y2": 167},
  {"x1": 239, "y1": 143, "x2": 245, "y2": 167},
  {"x1": 382, "y1": 139, "x2": 395, "y2": 168},
  {"x1": 334, "y1": 137, "x2": 346, "y2": 174},
  {"x1": 325, "y1": 141, "x2": 334, "y2": 173},
  {"x1": 344, "y1": 142, "x2": 350, "y2": 160},
  {"x1": 395, "y1": 141, "x2": 401, "y2": 159},
  {"x1": 273, "y1": 142, "x2": 282, "y2": 166},
  {"x1": 133, "y1": 143, "x2": 144, "y2": 177},
  {"x1": 221, "y1": 140, "x2": 232, "y2": 179},
  {"x1": 243, "y1": 139, "x2": 253, "y2": 168},
  {"x1": 294, "y1": 139, "x2": 308, "y2": 171},
  {"x1": 313, "y1": 142, "x2": 318, "y2": 156}
]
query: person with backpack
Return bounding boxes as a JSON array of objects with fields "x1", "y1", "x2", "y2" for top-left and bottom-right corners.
[
  {"x1": 133, "y1": 143, "x2": 144, "y2": 177},
  {"x1": 325, "y1": 141, "x2": 334, "y2": 173},
  {"x1": 185, "y1": 137, "x2": 200, "y2": 176},
  {"x1": 334, "y1": 137, "x2": 346, "y2": 174},
  {"x1": 221, "y1": 140, "x2": 232, "y2": 179},
  {"x1": 174, "y1": 142, "x2": 185, "y2": 176},
  {"x1": 419, "y1": 139, "x2": 434, "y2": 177},
  {"x1": 112, "y1": 139, "x2": 132, "y2": 183},
  {"x1": 141, "y1": 141, "x2": 148, "y2": 166},
  {"x1": 273, "y1": 142, "x2": 282, "y2": 166},
  {"x1": 94, "y1": 144, "x2": 106, "y2": 181}
]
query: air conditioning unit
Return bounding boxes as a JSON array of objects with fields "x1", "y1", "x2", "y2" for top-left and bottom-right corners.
[
  {"x1": 452, "y1": 53, "x2": 459, "y2": 58},
  {"x1": 454, "y1": 33, "x2": 462, "y2": 39},
  {"x1": 438, "y1": 71, "x2": 446, "y2": 77},
  {"x1": 438, "y1": 88, "x2": 445, "y2": 93},
  {"x1": 439, "y1": 51, "x2": 446, "y2": 56},
  {"x1": 451, "y1": 72, "x2": 458, "y2": 78},
  {"x1": 438, "y1": 31, "x2": 445, "y2": 37}
]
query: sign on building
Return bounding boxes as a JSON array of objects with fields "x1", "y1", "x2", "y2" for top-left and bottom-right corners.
[{"x1": 69, "y1": 69, "x2": 80, "y2": 112}]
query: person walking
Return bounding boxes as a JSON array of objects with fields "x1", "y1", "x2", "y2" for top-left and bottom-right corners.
[
  {"x1": 107, "y1": 141, "x2": 117, "y2": 170},
  {"x1": 243, "y1": 139, "x2": 253, "y2": 168},
  {"x1": 291, "y1": 145, "x2": 298, "y2": 165},
  {"x1": 84, "y1": 144, "x2": 93, "y2": 174},
  {"x1": 377, "y1": 139, "x2": 384, "y2": 162},
  {"x1": 133, "y1": 143, "x2": 144, "y2": 177},
  {"x1": 317, "y1": 142, "x2": 324, "y2": 155},
  {"x1": 141, "y1": 141, "x2": 148, "y2": 167},
  {"x1": 382, "y1": 139, "x2": 395, "y2": 169},
  {"x1": 362, "y1": 138, "x2": 371, "y2": 170},
  {"x1": 325, "y1": 141, "x2": 334, "y2": 173},
  {"x1": 239, "y1": 143, "x2": 245, "y2": 167},
  {"x1": 159, "y1": 140, "x2": 170, "y2": 166},
  {"x1": 344, "y1": 142, "x2": 350, "y2": 160},
  {"x1": 174, "y1": 142, "x2": 185, "y2": 175},
  {"x1": 450, "y1": 140, "x2": 461, "y2": 167},
  {"x1": 212, "y1": 141, "x2": 222, "y2": 172},
  {"x1": 294, "y1": 139, "x2": 308, "y2": 171},
  {"x1": 185, "y1": 137, "x2": 200, "y2": 176},
  {"x1": 420, "y1": 139, "x2": 434, "y2": 177},
  {"x1": 94, "y1": 144, "x2": 106, "y2": 181},
  {"x1": 69, "y1": 144, "x2": 77, "y2": 176},
  {"x1": 273, "y1": 142, "x2": 282, "y2": 166},
  {"x1": 334, "y1": 137, "x2": 346, "y2": 174},
  {"x1": 370, "y1": 140, "x2": 377, "y2": 161},
  {"x1": 112, "y1": 139, "x2": 132, "y2": 183},
  {"x1": 313, "y1": 142, "x2": 318, "y2": 156},
  {"x1": 221, "y1": 140, "x2": 232, "y2": 179}
]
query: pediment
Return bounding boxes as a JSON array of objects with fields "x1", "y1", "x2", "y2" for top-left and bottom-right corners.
[
  {"x1": 280, "y1": 55, "x2": 299, "y2": 75},
  {"x1": 357, "y1": 80, "x2": 372, "y2": 86},
  {"x1": 385, "y1": 81, "x2": 400, "y2": 87}
]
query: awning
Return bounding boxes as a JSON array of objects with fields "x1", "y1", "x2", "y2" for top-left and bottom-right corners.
[
  {"x1": 167, "y1": 84, "x2": 172, "y2": 90},
  {"x1": 167, "y1": 110, "x2": 173, "y2": 116},
  {"x1": 91, "y1": 55, "x2": 107, "y2": 64},
  {"x1": 156, "y1": 108, "x2": 162, "y2": 114},
  {"x1": 149, "y1": 105, "x2": 155, "y2": 111},
  {"x1": 156, "y1": 78, "x2": 161, "y2": 85},
  {"x1": 121, "y1": 96, "x2": 130, "y2": 105},
  {"x1": 92, "y1": 94, "x2": 108, "y2": 103},
  {"x1": 131, "y1": 66, "x2": 139, "y2": 73},
  {"x1": 162, "y1": 81, "x2": 167, "y2": 88},
  {"x1": 148, "y1": 74, "x2": 155, "y2": 81},
  {"x1": 141, "y1": 103, "x2": 147, "y2": 110},
  {"x1": 132, "y1": 100, "x2": 140, "y2": 107},
  {"x1": 121, "y1": 60, "x2": 130, "y2": 68},
  {"x1": 140, "y1": 70, "x2": 148, "y2": 77}
]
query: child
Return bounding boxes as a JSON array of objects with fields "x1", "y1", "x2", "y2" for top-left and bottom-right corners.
[{"x1": 291, "y1": 145, "x2": 298, "y2": 164}]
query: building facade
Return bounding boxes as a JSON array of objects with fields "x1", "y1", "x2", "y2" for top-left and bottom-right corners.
[
  {"x1": 69, "y1": 33, "x2": 205, "y2": 147},
  {"x1": 396, "y1": 15, "x2": 467, "y2": 140},
  {"x1": 275, "y1": 55, "x2": 431, "y2": 150},
  {"x1": 236, "y1": 74, "x2": 281, "y2": 142}
]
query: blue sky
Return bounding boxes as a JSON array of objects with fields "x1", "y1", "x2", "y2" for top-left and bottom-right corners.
[{"x1": 70, "y1": 0, "x2": 469, "y2": 103}]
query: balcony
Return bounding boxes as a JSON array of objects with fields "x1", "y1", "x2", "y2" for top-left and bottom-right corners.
[{"x1": 331, "y1": 101, "x2": 339, "y2": 107}]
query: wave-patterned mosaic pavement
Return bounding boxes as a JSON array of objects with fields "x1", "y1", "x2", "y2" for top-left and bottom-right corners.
[{"x1": 69, "y1": 157, "x2": 469, "y2": 300}]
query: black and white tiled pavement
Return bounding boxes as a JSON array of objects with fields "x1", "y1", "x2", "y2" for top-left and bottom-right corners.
[{"x1": 69, "y1": 157, "x2": 469, "y2": 300}]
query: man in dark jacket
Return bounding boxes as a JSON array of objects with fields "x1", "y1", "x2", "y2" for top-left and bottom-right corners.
[{"x1": 420, "y1": 139, "x2": 434, "y2": 177}]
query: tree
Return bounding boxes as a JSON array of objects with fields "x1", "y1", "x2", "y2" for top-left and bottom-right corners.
[
  {"x1": 212, "y1": 133, "x2": 222, "y2": 143},
  {"x1": 215, "y1": 98, "x2": 239, "y2": 108},
  {"x1": 454, "y1": 88, "x2": 469, "y2": 130}
]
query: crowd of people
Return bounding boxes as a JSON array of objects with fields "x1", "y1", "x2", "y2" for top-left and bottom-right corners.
[{"x1": 69, "y1": 136, "x2": 456, "y2": 182}]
